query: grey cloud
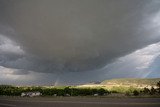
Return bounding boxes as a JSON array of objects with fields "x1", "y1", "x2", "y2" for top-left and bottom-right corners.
[{"x1": 0, "y1": 0, "x2": 160, "y2": 74}]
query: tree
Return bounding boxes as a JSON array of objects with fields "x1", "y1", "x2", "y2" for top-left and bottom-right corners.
[
  {"x1": 156, "y1": 81, "x2": 160, "y2": 94},
  {"x1": 157, "y1": 81, "x2": 160, "y2": 88},
  {"x1": 150, "y1": 87, "x2": 156, "y2": 95},
  {"x1": 98, "y1": 88, "x2": 106, "y2": 96},
  {"x1": 133, "y1": 90, "x2": 139, "y2": 96},
  {"x1": 64, "y1": 87, "x2": 71, "y2": 95},
  {"x1": 143, "y1": 87, "x2": 150, "y2": 94}
]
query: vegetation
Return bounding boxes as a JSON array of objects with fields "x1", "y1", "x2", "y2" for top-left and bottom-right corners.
[
  {"x1": 0, "y1": 85, "x2": 109, "y2": 96},
  {"x1": 101, "y1": 78, "x2": 160, "y2": 86},
  {"x1": 0, "y1": 80, "x2": 160, "y2": 97},
  {"x1": 133, "y1": 90, "x2": 139, "y2": 96},
  {"x1": 109, "y1": 86, "x2": 141, "y2": 93}
]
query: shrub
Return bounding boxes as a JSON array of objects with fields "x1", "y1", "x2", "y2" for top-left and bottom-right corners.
[
  {"x1": 133, "y1": 90, "x2": 139, "y2": 96},
  {"x1": 150, "y1": 87, "x2": 156, "y2": 95},
  {"x1": 143, "y1": 87, "x2": 150, "y2": 94},
  {"x1": 157, "y1": 81, "x2": 160, "y2": 88},
  {"x1": 97, "y1": 88, "x2": 105, "y2": 95},
  {"x1": 157, "y1": 81, "x2": 160, "y2": 94},
  {"x1": 125, "y1": 91, "x2": 131, "y2": 96}
]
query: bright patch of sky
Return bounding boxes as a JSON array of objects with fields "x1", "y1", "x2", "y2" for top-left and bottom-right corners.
[
  {"x1": 0, "y1": 35, "x2": 24, "y2": 55},
  {"x1": 100, "y1": 42, "x2": 160, "y2": 79}
]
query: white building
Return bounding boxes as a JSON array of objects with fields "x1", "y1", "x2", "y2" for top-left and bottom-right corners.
[{"x1": 21, "y1": 92, "x2": 42, "y2": 97}]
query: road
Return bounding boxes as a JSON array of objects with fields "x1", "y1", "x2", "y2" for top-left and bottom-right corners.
[{"x1": 0, "y1": 97, "x2": 160, "y2": 107}]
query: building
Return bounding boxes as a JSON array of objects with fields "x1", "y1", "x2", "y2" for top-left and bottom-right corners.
[{"x1": 21, "y1": 92, "x2": 42, "y2": 97}]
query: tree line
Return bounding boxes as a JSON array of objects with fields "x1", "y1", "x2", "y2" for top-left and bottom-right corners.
[
  {"x1": 0, "y1": 81, "x2": 160, "y2": 97},
  {"x1": 0, "y1": 85, "x2": 108, "y2": 96}
]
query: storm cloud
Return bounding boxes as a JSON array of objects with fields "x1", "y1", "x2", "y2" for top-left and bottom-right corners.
[{"x1": 0, "y1": 0, "x2": 160, "y2": 85}]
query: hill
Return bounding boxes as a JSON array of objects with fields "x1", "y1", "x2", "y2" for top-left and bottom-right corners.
[
  {"x1": 100, "y1": 78, "x2": 160, "y2": 88},
  {"x1": 78, "y1": 78, "x2": 160, "y2": 89}
]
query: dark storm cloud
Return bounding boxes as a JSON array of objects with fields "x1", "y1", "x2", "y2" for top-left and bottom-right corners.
[{"x1": 0, "y1": 0, "x2": 160, "y2": 74}]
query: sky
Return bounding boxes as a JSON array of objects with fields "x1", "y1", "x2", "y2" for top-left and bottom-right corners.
[{"x1": 0, "y1": 0, "x2": 160, "y2": 85}]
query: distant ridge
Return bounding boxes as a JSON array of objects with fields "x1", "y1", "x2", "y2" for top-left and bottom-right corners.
[{"x1": 100, "y1": 78, "x2": 160, "y2": 86}]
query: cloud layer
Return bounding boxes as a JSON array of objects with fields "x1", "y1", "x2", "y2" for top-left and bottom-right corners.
[{"x1": 0, "y1": 0, "x2": 160, "y2": 85}]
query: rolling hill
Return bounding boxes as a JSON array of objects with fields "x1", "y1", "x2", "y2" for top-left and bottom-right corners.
[
  {"x1": 100, "y1": 78, "x2": 160, "y2": 86},
  {"x1": 78, "y1": 78, "x2": 160, "y2": 89}
]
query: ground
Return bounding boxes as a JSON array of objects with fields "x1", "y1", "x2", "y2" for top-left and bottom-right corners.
[{"x1": 0, "y1": 97, "x2": 160, "y2": 107}]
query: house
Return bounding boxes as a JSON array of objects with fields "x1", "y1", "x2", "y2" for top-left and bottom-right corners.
[
  {"x1": 53, "y1": 94, "x2": 57, "y2": 96},
  {"x1": 21, "y1": 92, "x2": 42, "y2": 97},
  {"x1": 93, "y1": 93, "x2": 99, "y2": 96}
]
